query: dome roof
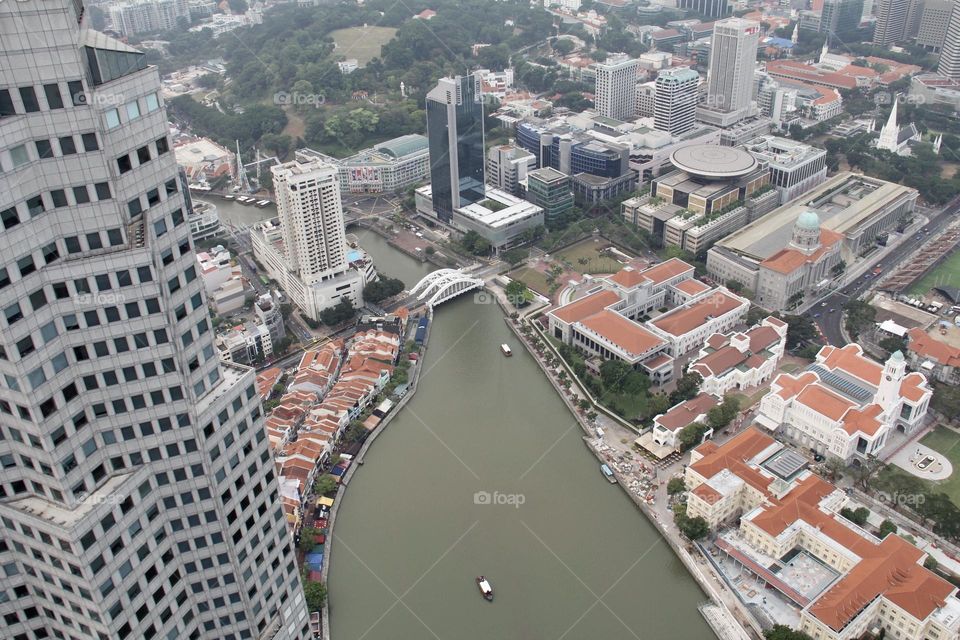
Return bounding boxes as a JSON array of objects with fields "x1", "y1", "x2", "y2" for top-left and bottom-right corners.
[{"x1": 796, "y1": 210, "x2": 821, "y2": 231}]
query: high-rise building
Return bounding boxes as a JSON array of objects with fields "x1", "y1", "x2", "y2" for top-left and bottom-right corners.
[
  {"x1": 677, "y1": 0, "x2": 732, "y2": 18},
  {"x1": 252, "y1": 159, "x2": 369, "y2": 320},
  {"x1": 873, "y1": 0, "x2": 910, "y2": 45},
  {"x1": 939, "y1": 1, "x2": 960, "y2": 78},
  {"x1": 698, "y1": 18, "x2": 760, "y2": 127},
  {"x1": 917, "y1": 0, "x2": 953, "y2": 51},
  {"x1": 0, "y1": 2, "x2": 310, "y2": 639},
  {"x1": 820, "y1": 0, "x2": 865, "y2": 37},
  {"x1": 108, "y1": 0, "x2": 191, "y2": 36},
  {"x1": 593, "y1": 54, "x2": 640, "y2": 121},
  {"x1": 486, "y1": 144, "x2": 537, "y2": 196},
  {"x1": 654, "y1": 67, "x2": 700, "y2": 136},
  {"x1": 526, "y1": 167, "x2": 574, "y2": 225},
  {"x1": 426, "y1": 74, "x2": 486, "y2": 222}
]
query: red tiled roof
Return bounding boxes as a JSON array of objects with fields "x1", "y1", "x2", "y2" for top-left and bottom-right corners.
[
  {"x1": 656, "y1": 393, "x2": 718, "y2": 432},
  {"x1": 550, "y1": 290, "x2": 621, "y2": 323},
  {"x1": 579, "y1": 310, "x2": 665, "y2": 357},
  {"x1": 651, "y1": 290, "x2": 745, "y2": 337},
  {"x1": 907, "y1": 327, "x2": 960, "y2": 367},
  {"x1": 638, "y1": 257, "x2": 694, "y2": 286},
  {"x1": 689, "y1": 427, "x2": 776, "y2": 497}
]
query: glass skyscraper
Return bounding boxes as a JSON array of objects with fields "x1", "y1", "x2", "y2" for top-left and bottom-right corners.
[{"x1": 426, "y1": 74, "x2": 486, "y2": 222}]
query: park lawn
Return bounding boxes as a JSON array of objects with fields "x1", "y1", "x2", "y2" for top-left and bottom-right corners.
[
  {"x1": 918, "y1": 425, "x2": 960, "y2": 506},
  {"x1": 554, "y1": 239, "x2": 628, "y2": 275},
  {"x1": 507, "y1": 264, "x2": 554, "y2": 296},
  {"x1": 601, "y1": 390, "x2": 650, "y2": 421},
  {"x1": 908, "y1": 248, "x2": 960, "y2": 296},
  {"x1": 329, "y1": 26, "x2": 398, "y2": 66}
]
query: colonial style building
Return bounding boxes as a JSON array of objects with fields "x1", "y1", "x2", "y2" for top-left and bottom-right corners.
[{"x1": 689, "y1": 316, "x2": 788, "y2": 396}]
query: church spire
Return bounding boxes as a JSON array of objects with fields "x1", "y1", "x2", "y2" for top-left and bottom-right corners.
[{"x1": 876, "y1": 98, "x2": 900, "y2": 153}]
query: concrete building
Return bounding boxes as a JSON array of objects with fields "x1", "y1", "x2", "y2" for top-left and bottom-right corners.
[
  {"x1": 916, "y1": 0, "x2": 952, "y2": 51},
  {"x1": 0, "y1": 3, "x2": 310, "y2": 638},
  {"x1": 906, "y1": 327, "x2": 960, "y2": 384},
  {"x1": 486, "y1": 143, "x2": 537, "y2": 196},
  {"x1": 647, "y1": 287, "x2": 750, "y2": 356},
  {"x1": 939, "y1": 1, "x2": 960, "y2": 78},
  {"x1": 684, "y1": 428, "x2": 959, "y2": 640},
  {"x1": 742, "y1": 135, "x2": 828, "y2": 204},
  {"x1": 296, "y1": 134, "x2": 430, "y2": 195},
  {"x1": 636, "y1": 80, "x2": 656, "y2": 117},
  {"x1": 873, "y1": 0, "x2": 911, "y2": 46},
  {"x1": 677, "y1": 0, "x2": 731, "y2": 18},
  {"x1": 708, "y1": 173, "x2": 917, "y2": 311},
  {"x1": 698, "y1": 18, "x2": 761, "y2": 127},
  {"x1": 688, "y1": 316, "x2": 788, "y2": 396},
  {"x1": 174, "y1": 136, "x2": 234, "y2": 182},
  {"x1": 426, "y1": 74, "x2": 485, "y2": 222},
  {"x1": 108, "y1": 0, "x2": 189, "y2": 36},
  {"x1": 654, "y1": 67, "x2": 700, "y2": 136},
  {"x1": 448, "y1": 187, "x2": 545, "y2": 251},
  {"x1": 758, "y1": 345, "x2": 932, "y2": 460},
  {"x1": 593, "y1": 54, "x2": 640, "y2": 120},
  {"x1": 252, "y1": 159, "x2": 372, "y2": 321},
  {"x1": 819, "y1": 0, "x2": 866, "y2": 36},
  {"x1": 526, "y1": 167, "x2": 574, "y2": 224},
  {"x1": 632, "y1": 144, "x2": 776, "y2": 255}
]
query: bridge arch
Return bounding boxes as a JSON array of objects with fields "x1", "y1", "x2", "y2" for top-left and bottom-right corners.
[{"x1": 410, "y1": 269, "x2": 485, "y2": 308}]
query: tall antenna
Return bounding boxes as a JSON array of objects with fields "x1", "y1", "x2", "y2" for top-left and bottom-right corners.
[{"x1": 235, "y1": 140, "x2": 251, "y2": 193}]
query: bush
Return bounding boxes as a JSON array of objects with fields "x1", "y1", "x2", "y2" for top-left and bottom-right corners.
[{"x1": 667, "y1": 478, "x2": 686, "y2": 495}]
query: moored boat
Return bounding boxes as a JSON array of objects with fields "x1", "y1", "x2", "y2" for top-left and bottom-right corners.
[
  {"x1": 601, "y1": 463, "x2": 617, "y2": 484},
  {"x1": 476, "y1": 576, "x2": 493, "y2": 601},
  {"x1": 500, "y1": 343, "x2": 512, "y2": 357},
  {"x1": 256, "y1": 199, "x2": 271, "y2": 207}
]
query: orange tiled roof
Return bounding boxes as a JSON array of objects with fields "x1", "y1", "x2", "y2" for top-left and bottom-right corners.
[
  {"x1": 578, "y1": 310, "x2": 665, "y2": 357},
  {"x1": 551, "y1": 289, "x2": 621, "y2": 323},
  {"x1": 651, "y1": 290, "x2": 745, "y2": 337},
  {"x1": 818, "y1": 343, "x2": 882, "y2": 386},
  {"x1": 796, "y1": 384, "x2": 855, "y2": 422},
  {"x1": 900, "y1": 372, "x2": 930, "y2": 403},
  {"x1": 656, "y1": 393, "x2": 718, "y2": 432},
  {"x1": 608, "y1": 267, "x2": 646, "y2": 288},
  {"x1": 673, "y1": 279, "x2": 711, "y2": 296},
  {"x1": 689, "y1": 427, "x2": 776, "y2": 497},
  {"x1": 638, "y1": 257, "x2": 694, "y2": 286},
  {"x1": 907, "y1": 328, "x2": 960, "y2": 367}
]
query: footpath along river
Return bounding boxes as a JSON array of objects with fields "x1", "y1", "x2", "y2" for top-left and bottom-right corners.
[{"x1": 326, "y1": 228, "x2": 713, "y2": 640}]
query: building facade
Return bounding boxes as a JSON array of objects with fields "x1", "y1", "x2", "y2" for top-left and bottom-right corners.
[
  {"x1": 742, "y1": 135, "x2": 828, "y2": 204},
  {"x1": 486, "y1": 144, "x2": 536, "y2": 196},
  {"x1": 0, "y1": 3, "x2": 310, "y2": 638},
  {"x1": 526, "y1": 167, "x2": 574, "y2": 224},
  {"x1": 654, "y1": 67, "x2": 700, "y2": 136},
  {"x1": 296, "y1": 134, "x2": 430, "y2": 195},
  {"x1": 698, "y1": 18, "x2": 760, "y2": 127},
  {"x1": 426, "y1": 75, "x2": 486, "y2": 222},
  {"x1": 593, "y1": 54, "x2": 639, "y2": 121}
]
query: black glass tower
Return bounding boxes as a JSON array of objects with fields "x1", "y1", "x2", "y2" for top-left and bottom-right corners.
[{"x1": 426, "y1": 74, "x2": 485, "y2": 222}]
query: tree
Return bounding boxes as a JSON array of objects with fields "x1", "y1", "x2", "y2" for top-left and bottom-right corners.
[
  {"x1": 844, "y1": 300, "x2": 876, "y2": 339},
  {"x1": 745, "y1": 306, "x2": 767, "y2": 326},
  {"x1": 932, "y1": 382, "x2": 960, "y2": 417},
  {"x1": 725, "y1": 279, "x2": 744, "y2": 293},
  {"x1": 260, "y1": 133, "x2": 292, "y2": 160},
  {"x1": 319, "y1": 298, "x2": 355, "y2": 326},
  {"x1": 879, "y1": 336, "x2": 907, "y2": 355},
  {"x1": 667, "y1": 477, "x2": 686, "y2": 495},
  {"x1": 670, "y1": 372, "x2": 702, "y2": 404},
  {"x1": 364, "y1": 276, "x2": 405, "y2": 303},
  {"x1": 782, "y1": 314, "x2": 818, "y2": 350},
  {"x1": 313, "y1": 474, "x2": 338, "y2": 497},
  {"x1": 460, "y1": 230, "x2": 492, "y2": 256},
  {"x1": 552, "y1": 38, "x2": 575, "y2": 55},
  {"x1": 298, "y1": 527, "x2": 321, "y2": 552},
  {"x1": 851, "y1": 456, "x2": 882, "y2": 492},
  {"x1": 303, "y1": 579, "x2": 327, "y2": 612},
  {"x1": 823, "y1": 457, "x2": 846, "y2": 482},
  {"x1": 924, "y1": 556, "x2": 939, "y2": 571},
  {"x1": 878, "y1": 519, "x2": 898, "y2": 538},
  {"x1": 839, "y1": 506, "x2": 870, "y2": 526},
  {"x1": 501, "y1": 247, "x2": 529, "y2": 266},
  {"x1": 504, "y1": 280, "x2": 531, "y2": 307},
  {"x1": 764, "y1": 625, "x2": 813, "y2": 640},
  {"x1": 677, "y1": 422, "x2": 710, "y2": 452},
  {"x1": 599, "y1": 359, "x2": 633, "y2": 391}
]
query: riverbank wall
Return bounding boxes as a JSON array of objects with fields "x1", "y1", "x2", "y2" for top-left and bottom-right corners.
[
  {"x1": 319, "y1": 308, "x2": 434, "y2": 640},
  {"x1": 496, "y1": 296, "x2": 762, "y2": 640}
]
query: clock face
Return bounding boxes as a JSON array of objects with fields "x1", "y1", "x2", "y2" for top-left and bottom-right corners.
[{"x1": 886, "y1": 375, "x2": 892, "y2": 381}]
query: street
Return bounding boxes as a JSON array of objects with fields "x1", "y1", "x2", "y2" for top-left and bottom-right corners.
[{"x1": 813, "y1": 196, "x2": 960, "y2": 345}]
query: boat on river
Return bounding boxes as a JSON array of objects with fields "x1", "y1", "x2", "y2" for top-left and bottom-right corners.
[
  {"x1": 476, "y1": 576, "x2": 493, "y2": 601},
  {"x1": 500, "y1": 343, "x2": 512, "y2": 357},
  {"x1": 601, "y1": 464, "x2": 617, "y2": 484}
]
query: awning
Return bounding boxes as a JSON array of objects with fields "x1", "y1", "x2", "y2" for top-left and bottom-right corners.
[{"x1": 317, "y1": 496, "x2": 335, "y2": 507}]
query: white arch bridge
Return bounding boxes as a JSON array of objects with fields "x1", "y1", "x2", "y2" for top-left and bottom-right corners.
[{"x1": 409, "y1": 269, "x2": 485, "y2": 308}]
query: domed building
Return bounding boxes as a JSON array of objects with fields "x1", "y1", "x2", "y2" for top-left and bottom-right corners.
[{"x1": 755, "y1": 211, "x2": 843, "y2": 311}]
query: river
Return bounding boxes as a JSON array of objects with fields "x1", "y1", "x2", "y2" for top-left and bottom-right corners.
[{"x1": 326, "y1": 231, "x2": 713, "y2": 639}]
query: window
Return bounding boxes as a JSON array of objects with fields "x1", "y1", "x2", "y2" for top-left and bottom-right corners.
[
  {"x1": 95, "y1": 182, "x2": 112, "y2": 200},
  {"x1": 125, "y1": 100, "x2": 141, "y2": 120},
  {"x1": 17, "y1": 255, "x2": 36, "y2": 277},
  {"x1": 10, "y1": 144, "x2": 29, "y2": 167},
  {"x1": 42, "y1": 242, "x2": 59, "y2": 264},
  {"x1": 105, "y1": 108, "x2": 120, "y2": 129},
  {"x1": 117, "y1": 155, "x2": 132, "y2": 174},
  {"x1": 86, "y1": 233, "x2": 103, "y2": 250},
  {"x1": 128, "y1": 198, "x2": 143, "y2": 218},
  {"x1": 19, "y1": 87, "x2": 39, "y2": 112},
  {"x1": 26, "y1": 195, "x2": 44, "y2": 217},
  {"x1": 73, "y1": 186, "x2": 90, "y2": 204},
  {"x1": 156, "y1": 137, "x2": 169, "y2": 154},
  {"x1": 59, "y1": 136, "x2": 76, "y2": 155},
  {"x1": 51, "y1": 189, "x2": 68, "y2": 208},
  {"x1": 81, "y1": 133, "x2": 98, "y2": 152},
  {"x1": 137, "y1": 146, "x2": 151, "y2": 164},
  {"x1": 0, "y1": 89, "x2": 14, "y2": 116},
  {"x1": 145, "y1": 93, "x2": 160, "y2": 112},
  {"x1": 147, "y1": 188, "x2": 160, "y2": 207},
  {"x1": 1, "y1": 207, "x2": 20, "y2": 229},
  {"x1": 36, "y1": 139, "x2": 54, "y2": 159},
  {"x1": 107, "y1": 228, "x2": 123, "y2": 245},
  {"x1": 43, "y1": 84, "x2": 64, "y2": 109},
  {"x1": 68, "y1": 81, "x2": 84, "y2": 106},
  {"x1": 65, "y1": 237, "x2": 81, "y2": 253}
]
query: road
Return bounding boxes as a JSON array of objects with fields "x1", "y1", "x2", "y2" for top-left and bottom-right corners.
[{"x1": 814, "y1": 197, "x2": 960, "y2": 345}]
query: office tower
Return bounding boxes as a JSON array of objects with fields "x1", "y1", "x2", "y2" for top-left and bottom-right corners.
[
  {"x1": 273, "y1": 159, "x2": 348, "y2": 285},
  {"x1": 0, "y1": 3, "x2": 310, "y2": 639},
  {"x1": 820, "y1": 0, "x2": 865, "y2": 37},
  {"x1": 526, "y1": 168, "x2": 574, "y2": 225},
  {"x1": 677, "y1": 0, "x2": 732, "y2": 18},
  {"x1": 108, "y1": 0, "x2": 190, "y2": 37},
  {"x1": 486, "y1": 144, "x2": 536, "y2": 196},
  {"x1": 426, "y1": 74, "x2": 485, "y2": 222},
  {"x1": 873, "y1": 0, "x2": 910, "y2": 45},
  {"x1": 654, "y1": 67, "x2": 700, "y2": 136},
  {"x1": 699, "y1": 18, "x2": 760, "y2": 127},
  {"x1": 940, "y1": 2, "x2": 960, "y2": 77},
  {"x1": 917, "y1": 0, "x2": 953, "y2": 51},
  {"x1": 594, "y1": 54, "x2": 640, "y2": 121}
]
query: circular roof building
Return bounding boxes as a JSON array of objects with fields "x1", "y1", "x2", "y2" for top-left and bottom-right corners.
[{"x1": 669, "y1": 145, "x2": 759, "y2": 181}]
